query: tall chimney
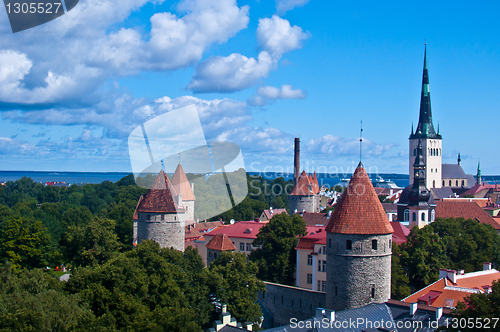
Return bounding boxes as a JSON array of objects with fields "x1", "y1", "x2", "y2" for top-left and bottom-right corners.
[{"x1": 294, "y1": 138, "x2": 300, "y2": 184}]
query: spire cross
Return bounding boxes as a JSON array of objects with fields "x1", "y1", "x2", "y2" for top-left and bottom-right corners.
[{"x1": 359, "y1": 120, "x2": 363, "y2": 162}]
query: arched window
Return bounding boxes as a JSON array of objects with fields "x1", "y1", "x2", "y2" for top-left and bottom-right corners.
[
  {"x1": 442, "y1": 180, "x2": 445, "y2": 186},
  {"x1": 449, "y1": 180, "x2": 452, "y2": 186},
  {"x1": 412, "y1": 212, "x2": 416, "y2": 222},
  {"x1": 431, "y1": 209, "x2": 435, "y2": 222},
  {"x1": 433, "y1": 180, "x2": 436, "y2": 188},
  {"x1": 456, "y1": 180, "x2": 459, "y2": 186},
  {"x1": 404, "y1": 209, "x2": 409, "y2": 221},
  {"x1": 421, "y1": 213, "x2": 426, "y2": 221},
  {"x1": 462, "y1": 180, "x2": 465, "y2": 186}
]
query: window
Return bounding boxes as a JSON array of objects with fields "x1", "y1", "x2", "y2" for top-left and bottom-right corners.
[
  {"x1": 389, "y1": 239, "x2": 392, "y2": 248},
  {"x1": 421, "y1": 213, "x2": 426, "y2": 221},
  {"x1": 321, "y1": 246, "x2": 326, "y2": 254},
  {"x1": 147, "y1": 214, "x2": 151, "y2": 220},
  {"x1": 161, "y1": 214, "x2": 164, "y2": 221},
  {"x1": 318, "y1": 261, "x2": 322, "y2": 271},
  {"x1": 461, "y1": 180, "x2": 465, "y2": 186},
  {"x1": 433, "y1": 180, "x2": 435, "y2": 188},
  {"x1": 371, "y1": 284, "x2": 375, "y2": 298},
  {"x1": 240, "y1": 243, "x2": 245, "y2": 251},
  {"x1": 307, "y1": 274, "x2": 312, "y2": 284},
  {"x1": 174, "y1": 216, "x2": 176, "y2": 221},
  {"x1": 346, "y1": 240, "x2": 352, "y2": 250},
  {"x1": 322, "y1": 260, "x2": 326, "y2": 272},
  {"x1": 456, "y1": 180, "x2": 459, "y2": 187},
  {"x1": 372, "y1": 239, "x2": 378, "y2": 250},
  {"x1": 317, "y1": 280, "x2": 321, "y2": 291},
  {"x1": 246, "y1": 243, "x2": 251, "y2": 251},
  {"x1": 431, "y1": 209, "x2": 435, "y2": 222},
  {"x1": 208, "y1": 252, "x2": 212, "y2": 258},
  {"x1": 322, "y1": 281, "x2": 326, "y2": 292},
  {"x1": 307, "y1": 255, "x2": 312, "y2": 265},
  {"x1": 442, "y1": 180, "x2": 445, "y2": 186},
  {"x1": 412, "y1": 212, "x2": 416, "y2": 222},
  {"x1": 404, "y1": 209, "x2": 409, "y2": 221},
  {"x1": 449, "y1": 180, "x2": 452, "y2": 186}
]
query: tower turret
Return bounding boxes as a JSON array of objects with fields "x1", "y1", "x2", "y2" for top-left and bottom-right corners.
[
  {"x1": 325, "y1": 162, "x2": 393, "y2": 311},
  {"x1": 408, "y1": 141, "x2": 432, "y2": 229},
  {"x1": 477, "y1": 161, "x2": 482, "y2": 185}
]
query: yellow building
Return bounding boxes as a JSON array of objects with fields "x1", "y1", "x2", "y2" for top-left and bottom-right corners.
[{"x1": 295, "y1": 226, "x2": 327, "y2": 291}]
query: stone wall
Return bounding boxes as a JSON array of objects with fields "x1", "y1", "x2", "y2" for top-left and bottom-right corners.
[
  {"x1": 136, "y1": 218, "x2": 185, "y2": 251},
  {"x1": 290, "y1": 194, "x2": 320, "y2": 214},
  {"x1": 258, "y1": 282, "x2": 326, "y2": 327},
  {"x1": 326, "y1": 233, "x2": 392, "y2": 311}
]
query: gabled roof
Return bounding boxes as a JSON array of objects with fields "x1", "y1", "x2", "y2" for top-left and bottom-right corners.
[
  {"x1": 171, "y1": 164, "x2": 196, "y2": 201},
  {"x1": 136, "y1": 170, "x2": 181, "y2": 213},
  {"x1": 463, "y1": 183, "x2": 499, "y2": 197},
  {"x1": 295, "y1": 226, "x2": 326, "y2": 250},
  {"x1": 290, "y1": 170, "x2": 313, "y2": 196},
  {"x1": 205, "y1": 220, "x2": 268, "y2": 239},
  {"x1": 206, "y1": 233, "x2": 237, "y2": 251},
  {"x1": 403, "y1": 269, "x2": 500, "y2": 308},
  {"x1": 326, "y1": 163, "x2": 394, "y2": 235},
  {"x1": 299, "y1": 212, "x2": 330, "y2": 226},
  {"x1": 442, "y1": 164, "x2": 467, "y2": 179},
  {"x1": 435, "y1": 201, "x2": 500, "y2": 230},
  {"x1": 391, "y1": 222, "x2": 410, "y2": 244},
  {"x1": 261, "y1": 208, "x2": 287, "y2": 221}
]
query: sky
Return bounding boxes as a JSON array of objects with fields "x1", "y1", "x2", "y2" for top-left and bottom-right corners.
[{"x1": 0, "y1": 0, "x2": 499, "y2": 176}]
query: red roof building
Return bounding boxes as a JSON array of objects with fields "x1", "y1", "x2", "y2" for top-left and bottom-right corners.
[
  {"x1": 290, "y1": 170, "x2": 313, "y2": 196},
  {"x1": 295, "y1": 226, "x2": 327, "y2": 290},
  {"x1": 403, "y1": 265, "x2": 500, "y2": 309},
  {"x1": 135, "y1": 170, "x2": 182, "y2": 214},
  {"x1": 326, "y1": 163, "x2": 394, "y2": 235},
  {"x1": 435, "y1": 200, "x2": 500, "y2": 233},
  {"x1": 206, "y1": 233, "x2": 237, "y2": 251},
  {"x1": 259, "y1": 208, "x2": 288, "y2": 221},
  {"x1": 390, "y1": 221, "x2": 410, "y2": 244}
]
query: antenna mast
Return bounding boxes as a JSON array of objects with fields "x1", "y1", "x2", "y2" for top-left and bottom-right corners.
[{"x1": 359, "y1": 120, "x2": 363, "y2": 162}]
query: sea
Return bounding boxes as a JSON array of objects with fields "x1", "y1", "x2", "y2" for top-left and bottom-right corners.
[{"x1": 2, "y1": 170, "x2": 499, "y2": 189}]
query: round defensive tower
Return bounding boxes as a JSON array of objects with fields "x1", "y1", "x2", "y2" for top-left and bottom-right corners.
[
  {"x1": 134, "y1": 170, "x2": 186, "y2": 251},
  {"x1": 325, "y1": 162, "x2": 393, "y2": 311},
  {"x1": 289, "y1": 170, "x2": 320, "y2": 213}
]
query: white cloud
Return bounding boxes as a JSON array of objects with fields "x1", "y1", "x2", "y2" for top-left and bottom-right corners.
[
  {"x1": 187, "y1": 15, "x2": 309, "y2": 93},
  {"x1": 0, "y1": 0, "x2": 250, "y2": 106},
  {"x1": 305, "y1": 135, "x2": 395, "y2": 157},
  {"x1": 247, "y1": 84, "x2": 306, "y2": 106},
  {"x1": 275, "y1": 0, "x2": 311, "y2": 13}
]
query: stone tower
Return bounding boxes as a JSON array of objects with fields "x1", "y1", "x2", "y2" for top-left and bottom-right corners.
[
  {"x1": 409, "y1": 45, "x2": 442, "y2": 189},
  {"x1": 133, "y1": 170, "x2": 186, "y2": 251},
  {"x1": 325, "y1": 162, "x2": 393, "y2": 311},
  {"x1": 171, "y1": 163, "x2": 196, "y2": 224},
  {"x1": 289, "y1": 170, "x2": 320, "y2": 213},
  {"x1": 206, "y1": 233, "x2": 236, "y2": 265}
]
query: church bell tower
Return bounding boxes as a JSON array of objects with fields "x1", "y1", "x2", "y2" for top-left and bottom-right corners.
[{"x1": 409, "y1": 46, "x2": 442, "y2": 188}]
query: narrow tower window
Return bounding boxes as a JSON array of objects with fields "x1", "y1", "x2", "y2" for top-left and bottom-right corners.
[
  {"x1": 346, "y1": 240, "x2": 352, "y2": 250},
  {"x1": 371, "y1": 284, "x2": 375, "y2": 298},
  {"x1": 422, "y1": 213, "x2": 426, "y2": 221},
  {"x1": 412, "y1": 212, "x2": 416, "y2": 222},
  {"x1": 372, "y1": 239, "x2": 378, "y2": 250}
]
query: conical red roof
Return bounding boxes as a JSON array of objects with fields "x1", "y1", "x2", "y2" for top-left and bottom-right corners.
[
  {"x1": 206, "y1": 233, "x2": 236, "y2": 251},
  {"x1": 136, "y1": 170, "x2": 180, "y2": 213},
  {"x1": 312, "y1": 172, "x2": 320, "y2": 194},
  {"x1": 290, "y1": 170, "x2": 313, "y2": 196},
  {"x1": 171, "y1": 164, "x2": 196, "y2": 201},
  {"x1": 326, "y1": 163, "x2": 393, "y2": 234}
]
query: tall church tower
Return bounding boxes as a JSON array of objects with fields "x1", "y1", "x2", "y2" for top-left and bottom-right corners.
[
  {"x1": 408, "y1": 141, "x2": 434, "y2": 229},
  {"x1": 325, "y1": 162, "x2": 393, "y2": 311},
  {"x1": 409, "y1": 46, "x2": 442, "y2": 188}
]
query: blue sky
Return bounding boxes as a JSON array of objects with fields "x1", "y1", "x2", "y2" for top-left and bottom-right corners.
[{"x1": 0, "y1": 0, "x2": 498, "y2": 176}]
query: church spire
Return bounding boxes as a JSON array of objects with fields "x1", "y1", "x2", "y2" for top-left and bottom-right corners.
[
  {"x1": 411, "y1": 45, "x2": 440, "y2": 139},
  {"x1": 477, "y1": 160, "x2": 482, "y2": 185},
  {"x1": 458, "y1": 153, "x2": 461, "y2": 165}
]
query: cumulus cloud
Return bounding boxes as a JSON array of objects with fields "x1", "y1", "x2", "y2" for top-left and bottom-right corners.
[
  {"x1": 0, "y1": 0, "x2": 249, "y2": 107},
  {"x1": 187, "y1": 15, "x2": 309, "y2": 93},
  {"x1": 305, "y1": 135, "x2": 395, "y2": 158},
  {"x1": 247, "y1": 84, "x2": 306, "y2": 106},
  {"x1": 275, "y1": 0, "x2": 311, "y2": 14}
]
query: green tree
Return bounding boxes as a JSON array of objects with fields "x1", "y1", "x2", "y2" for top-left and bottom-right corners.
[
  {"x1": 209, "y1": 251, "x2": 265, "y2": 324},
  {"x1": 0, "y1": 218, "x2": 52, "y2": 270},
  {"x1": 391, "y1": 242, "x2": 411, "y2": 299},
  {"x1": 249, "y1": 213, "x2": 307, "y2": 285},
  {"x1": 400, "y1": 217, "x2": 500, "y2": 291},
  {"x1": 60, "y1": 217, "x2": 122, "y2": 267}
]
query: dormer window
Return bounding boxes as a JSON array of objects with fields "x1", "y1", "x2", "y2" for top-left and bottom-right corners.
[{"x1": 244, "y1": 229, "x2": 251, "y2": 233}]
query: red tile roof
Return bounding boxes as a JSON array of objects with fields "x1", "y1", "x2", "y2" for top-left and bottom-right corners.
[
  {"x1": 136, "y1": 170, "x2": 182, "y2": 213},
  {"x1": 185, "y1": 221, "x2": 225, "y2": 240},
  {"x1": 312, "y1": 172, "x2": 320, "y2": 194},
  {"x1": 171, "y1": 164, "x2": 196, "y2": 201},
  {"x1": 295, "y1": 226, "x2": 326, "y2": 250},
  {"x1": 462, "y1": 183, "x2": 499, "y2": 197},
  {"x1": 326, "y1": 163, "x2": 394, "y2": 235},
  {"x1": 435, "y1": 201, "x2": 500, "y2": 230},
  {"x1": 205, "y1": 220, "x2": 268, "y2": 239},
  {"x1": 299, "y1": 212, "x2": 330, "y2": 226},
  {"x1": 206, "y1": 233, "x2": 237, "y2": 251},
  {"x1": 404, "y1": 269, "x2": 500, "y2": 308},
  {"x1": 132, "y1": 195, "x2": 143, "y2": 220},
  {"x1": 391, "y1": 222, "x2": 410, "y2": 244},
  {"x1": 290, "y1": 170, "x2": 313, "y2": 196}
]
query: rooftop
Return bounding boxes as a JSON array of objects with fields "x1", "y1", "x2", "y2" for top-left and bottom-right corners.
[
  {"x1": 206, "y1": 233, "x2": 237, "y2": 251},
  {"x1": 136, "y1": 170, "x2": 182, "y2": 213},
  {"x1": 326, "y1": 163, "x2": 394, "y2": 235},
  {"x1": 205, "y1": 220, "x2": 269, "y2": 239},
  {"x1": 171, "y1": 163, "x2": 196, "y2": 201},
  {"x1": 435, "y1": 200, "x2": 500, "y2": 230}
]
